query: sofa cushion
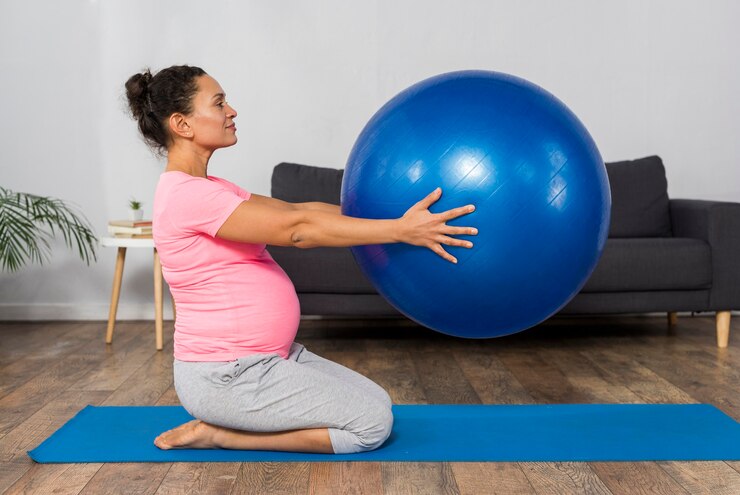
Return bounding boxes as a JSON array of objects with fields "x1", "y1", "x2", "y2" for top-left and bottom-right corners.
[
  {"x1": 605, "y1": 156, "x2": 672, "y2": 238},
  {"x1": 271, "y1": 162, "x2": 343, "y2": 204},
  {"x1": 268, "y1": 245, "x2": 377, "y2": 294},
  {"x1": 581, "y1": 238, "x2": 711, "y2": 292}
]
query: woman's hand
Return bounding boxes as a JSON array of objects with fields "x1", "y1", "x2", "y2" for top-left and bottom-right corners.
[{"x1": 397, "y1": 187, "x2": 477, "y2": 264}]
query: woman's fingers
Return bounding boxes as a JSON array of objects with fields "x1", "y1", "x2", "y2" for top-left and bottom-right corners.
[
  {"x1": 428, "y1": 236, "x2": 474, "y2": 264},
  {"x1": 413, "y1": 189, "x2": 475, "y2": 221},
  {"x1": 431, "y1": 244, "x2": 458, "y2": 264},
  {"x1": 431, "y1": 239, "x2": 473, "y2": 263},
  {"x1": 446, "y1": 225, "x2": 478, "y2": 236},
  {"x1": 441, "y1": 204, "x2": 476, "y2": 220},
  {"x1": 414, "y1": 187, "x2": 443, "y2": 210},
  {"x1": 438, "y1": 236, "x2": 474, "y2": 248}
]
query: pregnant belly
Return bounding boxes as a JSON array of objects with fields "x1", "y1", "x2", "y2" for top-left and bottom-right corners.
[{"x1": 174, "y1": 260, "x2": 301, "y2": 360}]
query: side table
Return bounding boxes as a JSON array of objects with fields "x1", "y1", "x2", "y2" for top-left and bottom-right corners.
[{"x1": 101, "y1": 236, "x2": 174, "y2": 350}]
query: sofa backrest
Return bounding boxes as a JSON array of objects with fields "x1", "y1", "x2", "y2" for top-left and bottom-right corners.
[
  {"x1": 272, "y1": 156, "x2": 673, "y2": 238},
  {"x1": 605, "y1": 155, "x2": 672, "y2": 238},
  {"x1": 272, "y1": 162, "x2": 343, "y2": 204}
]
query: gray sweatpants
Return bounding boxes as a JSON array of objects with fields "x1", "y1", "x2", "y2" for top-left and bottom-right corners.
[{"x1": 173, "y1": 342, "x2": 393, "y2": 454}]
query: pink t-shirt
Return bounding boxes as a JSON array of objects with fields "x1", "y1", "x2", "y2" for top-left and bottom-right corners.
[{"x1": 152, "y1": 171, "x2": 300, "y2": 361}]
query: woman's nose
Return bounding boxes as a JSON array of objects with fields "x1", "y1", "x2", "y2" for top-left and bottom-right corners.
[{"x1": 226, "y1": 103, "x2": 237, "y2": 118}]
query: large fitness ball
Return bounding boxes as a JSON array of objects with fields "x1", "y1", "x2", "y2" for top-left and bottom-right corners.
[{"x1": 341, "y1": 70, "x2": 611, "y2": 338}]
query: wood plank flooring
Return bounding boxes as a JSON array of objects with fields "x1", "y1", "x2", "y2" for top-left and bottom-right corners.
[{"x1": 0, "y1": 315, "x2": 738, "y2": 494}]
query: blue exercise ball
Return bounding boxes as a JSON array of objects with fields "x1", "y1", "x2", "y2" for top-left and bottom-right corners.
[{"x1": 341, "y1": 70, "x2": 611, "y2": 338}]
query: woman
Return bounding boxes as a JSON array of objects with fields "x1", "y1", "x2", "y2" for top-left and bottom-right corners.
[{"x1": 125, "y1": 65, "x2": 476, "y2": 454}]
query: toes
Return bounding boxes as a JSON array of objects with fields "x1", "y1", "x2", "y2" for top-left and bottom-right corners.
[
  {"x1": 153, "y1": 420, "x2": 206, "y2": 450},
  {"x1": 154, "y1": 434, "x2": 172, "y2": 450}
]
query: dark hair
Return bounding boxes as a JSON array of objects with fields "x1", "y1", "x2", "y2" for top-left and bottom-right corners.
[{"x1": 125, "y1": 65, "x2": 207, "y2": 155}]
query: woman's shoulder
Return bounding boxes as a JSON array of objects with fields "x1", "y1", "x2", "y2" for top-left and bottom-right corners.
[
  {"x1": 157, "y1": 172, "x2": 248, "y2": 198},
  {"x1": 206, "y1": 175, "x2": 236, "y2": 187},
  {"x1": 158, "y1": 171, "x2": 227, "y2": 190},
  {"x1": 207, "y1": 175, "x2": 250, "y2": 198}
]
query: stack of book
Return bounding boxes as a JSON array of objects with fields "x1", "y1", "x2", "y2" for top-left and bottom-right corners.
[{"x1": 108, "y1": 220, "x2": 153, "y2": 238}]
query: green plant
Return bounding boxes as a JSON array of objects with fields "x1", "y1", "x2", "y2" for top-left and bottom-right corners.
[
  {"x1": 129, "y1": 198, "x2": 142, "y2": 210},
  {"x1": 0, "y1": 187, "x2": 98, "y2": 272}
]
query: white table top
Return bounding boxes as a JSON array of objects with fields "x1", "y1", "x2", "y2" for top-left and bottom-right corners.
[{"x1": 100, "y1": 236, "x2": 155, "y2": 248}]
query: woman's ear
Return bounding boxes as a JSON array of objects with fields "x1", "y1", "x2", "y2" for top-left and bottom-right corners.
[{"x1": 169, "y1": 113, "x2": 192, "y2": 139}]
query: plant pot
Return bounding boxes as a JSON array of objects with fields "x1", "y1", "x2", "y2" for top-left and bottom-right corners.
[{"x1": 129, "y1": 209, "x2": 144, "y2": 221}]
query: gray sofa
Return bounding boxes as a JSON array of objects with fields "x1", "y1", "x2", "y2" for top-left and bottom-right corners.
[{"x1": 267, "y1": 156, "x2": 740, "y2": 347}]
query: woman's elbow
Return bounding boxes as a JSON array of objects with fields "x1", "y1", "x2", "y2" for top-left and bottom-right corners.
[
  {"x1": 286, "y1": 212, "x2": 332, "y2": 249},
  {"x1": 289, "y1": 227, "x2": 317, "y2": 249}
]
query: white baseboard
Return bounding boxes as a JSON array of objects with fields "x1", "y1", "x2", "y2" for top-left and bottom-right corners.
[
  {"x1": 0, "y1": 303, "x2": 174, "y2": 321},
  {"x1": 0, "y1": 304, "x2": 737, "y2": 322}
]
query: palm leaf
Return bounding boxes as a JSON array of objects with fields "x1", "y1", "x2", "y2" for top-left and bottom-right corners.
[{"x1": 0, "y1": 187, "x2": 98, "y2": 272}]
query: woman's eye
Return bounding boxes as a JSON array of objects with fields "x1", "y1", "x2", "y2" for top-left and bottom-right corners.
[{"x1": 217, "y1": 102, "x2": 225, "y2": 108}]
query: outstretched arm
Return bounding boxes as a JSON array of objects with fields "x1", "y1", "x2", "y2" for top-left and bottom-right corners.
[
  {"x1": 248, "y1": 193, "x2": 340, "y2": 215},
  {"x1": 217, "y1": 188, "x2": 476, "y2": 263}
]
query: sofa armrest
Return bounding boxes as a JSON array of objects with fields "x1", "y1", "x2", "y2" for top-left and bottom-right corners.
[{"x1": 670, "y1": 199, "x2": 740, "y2": 310}]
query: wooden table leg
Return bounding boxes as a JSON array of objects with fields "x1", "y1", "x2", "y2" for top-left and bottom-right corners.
[
  {"x1": 716, "y1": 311, "x2": 730, "y2": 348},
  {"x1": 668, "y1": 312, "x2": 678, "y2": 326},
  {"x1": 153, "y1": 248, "x2": 164, "y2": 351},
  {"x1": 106, "y1": 247, "x2": 127, "y2": 344}
]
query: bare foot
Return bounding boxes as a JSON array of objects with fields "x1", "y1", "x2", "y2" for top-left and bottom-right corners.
[{"x1": 154, "y1": 420, "x2": 218, "y2": 450}]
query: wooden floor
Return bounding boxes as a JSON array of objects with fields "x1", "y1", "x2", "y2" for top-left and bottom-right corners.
[{"x1": 0, "y1": 315, "x2": 738, "y2": 494}]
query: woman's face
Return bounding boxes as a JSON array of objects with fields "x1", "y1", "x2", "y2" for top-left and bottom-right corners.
[{"x1": 187, "y1": 75, "x2": 238, "y2": 150}]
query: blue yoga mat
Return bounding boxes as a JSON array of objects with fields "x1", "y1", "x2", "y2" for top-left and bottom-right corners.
[{"x1": 28, "y1": 404, "x2": 740, "y2": 463}]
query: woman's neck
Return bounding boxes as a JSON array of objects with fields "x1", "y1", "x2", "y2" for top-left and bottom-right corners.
[{"x1": 165, "y1": 144, "x2": 212, "y2": 178}]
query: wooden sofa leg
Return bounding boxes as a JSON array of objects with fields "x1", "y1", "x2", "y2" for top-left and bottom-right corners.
[
  {"x1": 668, "y1": 312, "x2": 678, "y2": 326},
  {"x1": 716, "y1": 311, "x2": 730, "y2": 348}
]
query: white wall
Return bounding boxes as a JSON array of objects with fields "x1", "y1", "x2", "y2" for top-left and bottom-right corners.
[{"x1": 1, "y1": 0, "x2": 739, "y2": 320}]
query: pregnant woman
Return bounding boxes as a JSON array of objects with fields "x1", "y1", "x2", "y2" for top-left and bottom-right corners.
[{"x1": 124, "y1": 65, "x2": 476, "y2": 454}]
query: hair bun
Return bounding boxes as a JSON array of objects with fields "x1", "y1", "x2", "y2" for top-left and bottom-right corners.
[
  {"x1": 139, "y1": 70, "x2": 153, "y2": 86},
  {"x1": 124, "y1": 65, "x2": 206, "y2": 156},
  {"x1": 125, "y1": 69, "x2": 154, "y2": 119}
]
